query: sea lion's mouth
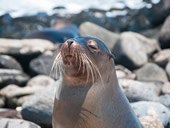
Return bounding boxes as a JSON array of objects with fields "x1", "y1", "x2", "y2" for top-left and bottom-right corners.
[{"x1": 64, "y1": 55, "x2": 74, "y2": 65}]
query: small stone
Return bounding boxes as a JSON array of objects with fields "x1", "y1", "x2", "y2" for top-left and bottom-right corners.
[
  {"x1": 165, "y1": 62, "x2": 170, "y2": 80},
  {"x1": 135, "y1": 63, "x2": 168, "y2": 82},
  {"x1": 27, "y1": 75, "x2": 55, "y2": 87},
  {"x1": 0, "y1": 118, "x2": 40, "y2": 128},
  {"x1": 162, "y1": 82, "x2": 170, "y2": 94},
  {"x1": 0, "y1": 54, "x2": 23, "y2": 71},
  {"x1": 153, "y1": 49, "x2": 170, "y2": 68}
]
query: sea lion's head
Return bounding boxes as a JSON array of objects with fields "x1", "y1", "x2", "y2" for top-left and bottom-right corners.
[{"x1": 51, "y1": 36, "x2": 115, "y2": 86}]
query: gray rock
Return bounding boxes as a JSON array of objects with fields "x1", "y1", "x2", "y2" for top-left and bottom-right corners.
[
  {"x1": 119, "y1": 79, "x2": 162, "y2": 102},
  {"x1": 153, "y1": 49, "x2": 170, "y2": 68},
  {"x1": 21, "y1": 84, "x2": 55, "y2": 127},
  {"x1": 27, "y1": 75, "x2": 55, "y2": 87},
  {"x1": 159, "y1": 94, "x2": 170, "y2": 109},
  {"x1": 79, "y1": 22, "x2": 119, "y2": 50},
  {"x1": 0, "y1": 54, "x2": 23, "y2": 71},
  {"x1": 135, "y1": 63, "x2": 168, "y2": 82},
  {"x1": 139, "y1": 26, "x2": 161, "y2": 40},
  {"x1": 0, "y1": 69, "x2": 30, "y2": 88},
  {"x1": 131, "y1": 101, "x2": 170, "y2": 127},
  {"x1": 0, "y1": 118, "x2": 40, "y2": 128},
  {"x1": 165, "y1": 62, "x2": 170, "y2": 80},
  {"x1": 0, "y1": 96, "x2": 5, "y2": 107},
  {"x1": 159, "y1": 16, "x2": 170, "y2": 49},
  {"x1": 115, "y1": 65, "x2": 135, "y2": 79},
  {"x1": 144, "y1": 0, "x2": 170, "y2": 26},
  {"x1": 0, "y1": 75, "x2": 55, "y2": 108},
  {"x1": 0, "y1": 85, "x2": 35, "y2": 108},
  {"x1": 112, "y1": 32, "x2": 159, "y2": 70},
  {"x1": 162, "y1": 82, "x2": 170, "y2": 94},
  {"x1": 0, "y1": 38, "x2": 55, "y2": 56},
  {"x1": 29, "y1": 51, "x2": 55, "y2": 76}
]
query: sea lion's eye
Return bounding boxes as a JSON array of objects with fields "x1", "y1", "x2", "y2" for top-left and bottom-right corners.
[{"x1": 88, "y1": 40, "x2": 98, "y2": 50}]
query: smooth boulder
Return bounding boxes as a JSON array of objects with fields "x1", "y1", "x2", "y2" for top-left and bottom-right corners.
[
  {"x1": 135, "y1": 63, "x2": 168, "y2": 82},
  {"x1": 119, "y1": 79, "x2": 162, "y2": 102},
  {"x1": 112, "y1": 32, "x2": 159, "y2": 70},
  {"x1": 29, "y1": 51, "x2": 55, "y2": 76},
  {"x1": 0, "y1": 38, "x2": 54, "y2": 56},
  {"x1": 0, "y1": 69, "x2": 30, "y2": 88},
  {"x1": 131, "y1": 101, "x2": 170, "y2": 127},
  {"x1": 0, "y1": 54, "x2": 23, "y2": 71},
  {"x1": 79, "y1": 22, "x2": 119, "y2": 50},
  {"x1": 21, "y1": 83, "x2": 56, "y2": 127}
]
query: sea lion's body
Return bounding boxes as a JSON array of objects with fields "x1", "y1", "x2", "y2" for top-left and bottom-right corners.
[{"x1": 52, "y1": 36, "x2": 142, "y2": 128}]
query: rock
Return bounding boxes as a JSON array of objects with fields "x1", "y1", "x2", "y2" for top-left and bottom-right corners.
[
  {"x1": 131, "y1": 101, "x2": 170, "y2": 127},
  {"x1": 162, "y1": 82, "x2": 170, "y2": 94},
  {"x1": 0, "y1": 38, "x2": 55, "y2": 72},
  {"x1": 119, "y1": 10, "x2": 152, "y2": 32},
  {"x1": 0, "y1": 38, "x2": 55, "y2": 56},
  {"x1": 0, "y1": 85, "x2": 34, "y2": 108},
  {"x1": 0, "y1": 13, "x2": 12, "y2": 25},
  {"x1": 0, "y1": 118, "x2": 40, "y2": 128},
  {"x1": 119, "y1": 79, "x2": 162, "y2": 102},
  {"x1": 0, "y1": 69, "x2": 30, "y2": 88},
  {"x1": 69, "y1": 11, "x2": 118, "y2": 32},
  {"x1": 79, "y1": 22, "x2": 119, "y2": 50},
  {"x1": 165, "y1": 62, "x2": 170, "y2": 80},
  {"x1": 0, "y1": 54, "x2": 23, "y2": 71},
  {"x1": 27, "y1": 75, "x2": 55, "y2": 87},
  {"x1": 115, "y1": 65, "x2": 135, "y2": 79},
  {"x1": 0, "y1": 75, "x2": 55, "y2": 108},
  {"x1": 139, "y1": 26, "x2": 161, "y2": 40},
  {"x1": 0, "y1": 13, "x2": 50, "y2": 39},
  {"x1": 144, "y1": 0, "x2": 170, "y2": 26},
  {"x1": 159, "y1": 16, "x2": 170, "y2": 49},
  {"x1": 159, "y1": 94, "x2": 170, "y2": 109},
  {"x1": 0, "y1": 97, "x2": 5, "y2": 107},
  {"x1": 112, "y1": 32, "x2": 159, "y2": 70},
  {"x1": 153, "y1": 49, "x2": 170, "y2": 68},
  {"x1": 21, "y1": 84, "x2": 56, "y2": 127},
  {"x1": 135, "y1": 63, "x2": 168, "y2": 82},
  {"x1": 29, "y1": 51, "x2": 55, "y2": 76},
  {"x1": 139, "y1": 114, "x2": 164, "y2": 128},
  {"x1": 0, "y1": 108, "x2": 21, "y2": 119}
]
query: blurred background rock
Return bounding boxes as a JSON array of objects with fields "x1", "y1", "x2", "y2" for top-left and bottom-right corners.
[{"x1": 0, "y1": 0, "x2": 170, "y2": 128}]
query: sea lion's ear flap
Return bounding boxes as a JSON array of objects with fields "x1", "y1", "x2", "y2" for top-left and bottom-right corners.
[{"x1": 108, "y1": 53, "x2": 115, "y2": 60}]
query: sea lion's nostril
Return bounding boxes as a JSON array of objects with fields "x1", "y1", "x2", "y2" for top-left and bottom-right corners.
[{"x1": 67, "y1": 40, "x2": 74, "y2": 49}]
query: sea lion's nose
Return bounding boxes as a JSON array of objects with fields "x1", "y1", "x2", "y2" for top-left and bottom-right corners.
[{"x1": 67, "y1": 40, "x2": 74, "y2": 49}]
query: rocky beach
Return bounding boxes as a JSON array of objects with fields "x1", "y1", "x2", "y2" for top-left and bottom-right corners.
[{"x1": 0, "y1": 0, "x2": 170, "y2": 128}]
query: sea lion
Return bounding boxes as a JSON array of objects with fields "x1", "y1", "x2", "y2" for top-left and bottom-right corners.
[
  {"x1": 24, "y1": 20, "x2": 78, "y2": 44},
  {"x1": 52, "y1": 36, "x2": 142, "y2": 128}
]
